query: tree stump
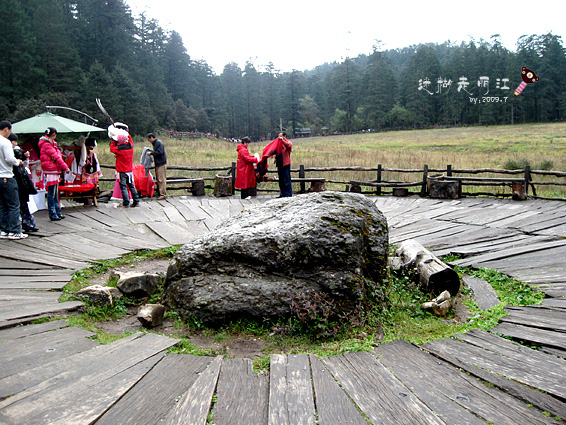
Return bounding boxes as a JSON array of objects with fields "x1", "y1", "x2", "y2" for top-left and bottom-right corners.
[
  {"x1": 512, "y1": 182, "x2": 527, "y2": 200},
  {"x1": 214, "y1": 174, "x2": 233, "y2": 197},
  {"x1": 395, "y1": 239, "x2": 460, "y2": 296},
  {"x1": 350, "y1": 184, "x2": 362, "y2": 193},
  {"x1": 191, "y1": 180, "x2": 205, "y2": 196},
  {"x1": 392, "y1": 187, "x2": 409, "y2": 197},
  {"x1": 308, "y1": 180, "x2": 325, "y2": 192},
  {"x1": 428, "y1": 178, "x2": 460, "y2": 199}
]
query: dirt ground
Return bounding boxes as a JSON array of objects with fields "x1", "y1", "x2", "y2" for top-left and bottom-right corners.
[
  {"x1": 93, "y1": 258, "x2": 270, "y2": 359},
  {"x1": 91, "y1": 258, "x2": 471, "y2": 359}
]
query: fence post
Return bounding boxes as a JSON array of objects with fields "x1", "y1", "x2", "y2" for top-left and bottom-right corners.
[
  {"x1": 447, "y1": 164, "x2": 452, "y2": 177},
  {"x1": 376, "y1": 164, "x2": 382, "y2": 196},
  {"x1": 231, "y1": 162, "x2": 236, "y2": 193},
  {"x1": 421, "y1": 164, "x2": 429, "y2": 197},
  {"x1": 524, "y1": 165, "x2": 531, "y2": 196},
  {"x1": 299, "y1": 164, "x2": 306, "y2": 193}
]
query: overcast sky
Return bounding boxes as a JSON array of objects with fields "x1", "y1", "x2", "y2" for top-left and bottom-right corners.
[{"x1": 126, "y1": 0, "x2": 564, "y2": 74}]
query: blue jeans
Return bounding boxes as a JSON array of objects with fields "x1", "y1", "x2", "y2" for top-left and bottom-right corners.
[
  {"x1": 277, "y1": 165, "x2": 292, "y2": 197},
  {"x1": 46, "y1": 183, "x2": 62, "y2": 219},
  {"x1": 0, "y1": 177, "x2": 21, "y2": 233},
  {"x1": 119, "y1": 172, "x2": 139, "y2": 206}
]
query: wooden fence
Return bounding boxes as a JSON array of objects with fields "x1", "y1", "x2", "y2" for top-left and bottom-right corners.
[{"x1": 98, "y1": 163, "x2": 566, "y2": 201}]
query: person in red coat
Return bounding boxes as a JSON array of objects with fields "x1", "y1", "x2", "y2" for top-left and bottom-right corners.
[
  {"x1": 234, "y1": 137, "x2": 258, "y2": 199},
  {"x1": 38, "y1": 127, "x2": 70, "y2": 221},
  {"x1": 109, "y1": 123, "x2": 139, "y2": 208}
]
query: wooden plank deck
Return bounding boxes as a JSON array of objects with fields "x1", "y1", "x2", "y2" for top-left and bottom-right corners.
[{"x1": 0, "y1": 194, "x2": 565, "y2": 424}]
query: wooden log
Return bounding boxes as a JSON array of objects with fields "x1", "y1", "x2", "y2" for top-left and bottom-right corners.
[
  {"x1": 214, "y1": 174, "x2": 233, "y2": 197},
  {"x1": 395, "y1": 239, "x2": 460, "y2": 295}
]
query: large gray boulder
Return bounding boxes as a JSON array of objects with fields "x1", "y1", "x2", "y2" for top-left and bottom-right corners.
[{"x1": 165, "y1": 192, "x2": 388, "y2": 325}]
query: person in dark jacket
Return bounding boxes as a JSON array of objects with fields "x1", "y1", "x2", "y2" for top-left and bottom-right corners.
[
  {"x1": 234, "y1": 137, "x2": 258, "y2": 199},
  {"x1": 10, "y1": 133, "x2": 38, "y2": 232},
  {"x1": 146, "y1": 133, "x2": 167, "y2": 200}
]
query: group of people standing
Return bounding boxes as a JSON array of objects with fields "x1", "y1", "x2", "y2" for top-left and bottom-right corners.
[
  {"x1": 235, "y1": 132, "x2": 293, "y2": 199},
  {"x1": 1, "y1": 119, "x2": 291, "y2": 239}
]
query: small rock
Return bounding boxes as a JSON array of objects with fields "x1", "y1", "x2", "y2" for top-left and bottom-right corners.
[
  {"x1": 75, "y1": 285, "x2": 118, "y2": 306},
  {"x1": 116, "y1": 272, "x2": 160, "y2": 298},
  {"x1": 432, "y1": 299, "x2": 451, "y2": 317},
  {"x1": 433, "y1": 290, "x2": 451, "y2": 304},
  {"x1": 421, "y1": 291, "x2": 452, "y2": 317},
  {"x1": 137, "y1": 303, "x2": 166, "y2": 328}
]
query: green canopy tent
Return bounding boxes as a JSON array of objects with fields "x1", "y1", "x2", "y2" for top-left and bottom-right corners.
[{"x1": 12, "y1": 112, "x2": 105, "y2": 134}]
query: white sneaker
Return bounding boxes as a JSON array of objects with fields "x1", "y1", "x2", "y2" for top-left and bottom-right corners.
[
  {"x1": 7, "y1": 232, "x2": 28, "y2": 240},
  {"x1": 0, "y1": 231, "x2": 8, "y2": 239}
]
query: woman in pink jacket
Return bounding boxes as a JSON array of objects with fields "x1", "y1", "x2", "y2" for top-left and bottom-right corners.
[{"x1": 38, "y1": 127, "x2": 70, "y2": 221}]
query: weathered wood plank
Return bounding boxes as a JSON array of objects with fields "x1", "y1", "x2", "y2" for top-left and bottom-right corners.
[
  {"x1": 425, "y1": 228, "x2": 524, "y2": 252},
  {"x1": 0, "y1": 301, "x2": 84, "y2": 326},
  {"x1": 0, "y1": 333, "x2": 179, "y2": 419},
  {"x1": 423, "y1": 332, "x2": 566, "y2": 418},
  {"x1": 0, "y1": 290, "x2": 61, "y2": 303},
  {"x1": 0, "y1": 243, "x2": 89, "y2": 270},
  {"x1": 322, "y1": 351, "x2": 445, "y2": 425},
  {"x1": 10, "y1": 237, "x2": 97, "y2": 262},
  {"x1": 52, "y1": 233, "x2": 131, "y2": 259},
  {"x1": 0, "y1": 269, "x2": 74, "y2": 277},
  {"x1": 0, "y1": 257, "x2": 59, "y2": 270},
  {"x1": 0, "y1": 355, "x2": 163, "y2": 425},
  {"x1": 0, "y1": 326, "x2": 98, "y2": 379},
  {"x1": 0, "y1": 274, "x2": 71, "y2": 284},
  {"x1": 309, "y1": 355, "x2": 366, "y2": 425},
  {"x1": 0, "y1": 320, "x2": 69, "y2": 341},
  {"x1": 423, "y1": 339, "x2": 566, "y2": 419},
  {"x1": 434, "y1": 234, "x2": 552, "y2": 258},
  {"x1": 162, "y1": 356, "x2": 222, "y2": 425},
  {"x1": 499, "y1": 306, "x2": 566, "y2": 332},
  {"x1": 214, "y1": 358, "x2": 269, "y2": 425},
  {"x1": 0, "y1": 333, "x2": 140, "y2": 400},
  {"x1": 462, "y1": 275, "x2": 499, "y2": 310},
  {"x1": 107, "y1": 224, "x2": 171, "y2": 249},
  {"x1": 268, "y1": 354, "x2": 316, "y2": 425},
  {"x1": 376, "y1": 340, "x2": 555, "y2": 425},
  {"x1": 79, "y1": 228, "x2": 152, "y2": 251},
  {"x1": 95, "y1": 354, "x2": 213, "y2": 425},
  {"x1": 145, "y1": 221, "x2": 198, "y2": 245},
  {"x1": 491, "y1": 322, "x2": 566, "y2": 351},
  {"x1": 452, "y1": 239, "x2": 566, "y2": 267},
  {"x1": 454, "y1": 329, "x2": 566, "y2": 395}
]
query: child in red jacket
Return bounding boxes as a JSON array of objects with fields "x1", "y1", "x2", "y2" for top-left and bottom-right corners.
[{"x1": 109, "y1": 123, "x2": 139, "y2": 207}]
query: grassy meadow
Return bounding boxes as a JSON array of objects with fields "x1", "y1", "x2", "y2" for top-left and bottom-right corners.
[{"x1": 92, "y1": 122, "x2": 566, "y2": 197}]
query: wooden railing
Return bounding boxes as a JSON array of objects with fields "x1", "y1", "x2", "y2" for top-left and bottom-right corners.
[{"x1": 98, "y1": 163, "x2": 566, "y2": 200}]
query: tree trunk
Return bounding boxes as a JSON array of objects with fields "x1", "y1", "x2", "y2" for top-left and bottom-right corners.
[{"x1": 395, "y1": 239, "x2": 460, "y2": 296}]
